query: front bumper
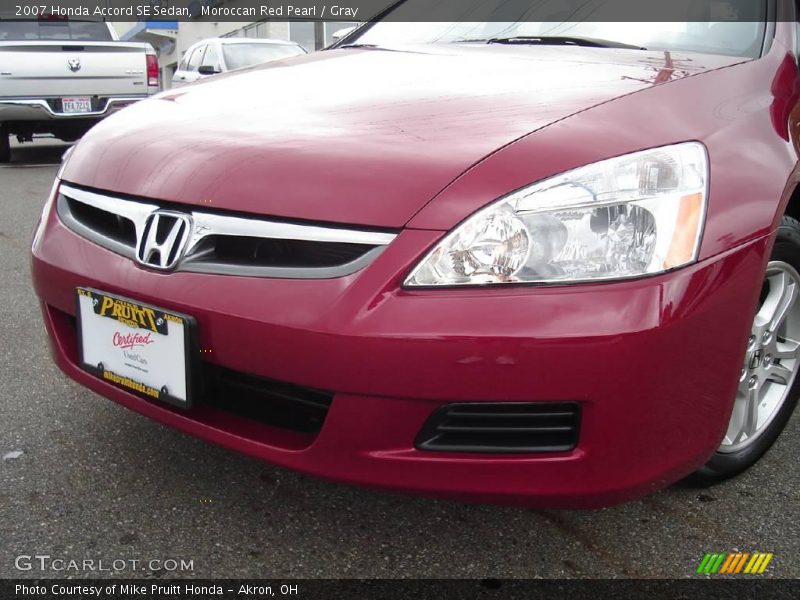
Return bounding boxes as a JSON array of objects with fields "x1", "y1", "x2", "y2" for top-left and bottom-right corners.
[{"x1": 31, "y1": 191, "x2": 770, "y2": 507}]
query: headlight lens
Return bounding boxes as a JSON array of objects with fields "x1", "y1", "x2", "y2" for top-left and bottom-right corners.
[{"x1": 405, "y1": 142, "x2": 708, "y2": 287}]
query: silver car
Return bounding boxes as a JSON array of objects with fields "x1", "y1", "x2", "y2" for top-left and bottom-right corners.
[
  {"x1": 0, "y1": 20, "x2": 158, "y2": 162},
  {"x1": 171, "y1": 38, "x2": 307, "y2": 87}
]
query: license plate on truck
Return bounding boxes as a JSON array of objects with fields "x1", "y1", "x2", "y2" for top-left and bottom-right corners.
[
  {"x1": 76, "y1": 288, "x2": 196, "y2": 408},
  {"x1": 62, "y1": 97, "x2": 92, "y2": 114}
]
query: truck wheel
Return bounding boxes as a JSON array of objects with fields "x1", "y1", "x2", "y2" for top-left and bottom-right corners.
[
  {"x1": 692, "y1": 216, "x2": 800, "y2": 484},
  {"x1": 0, "y1": 128, "x2": 10, "y2": 163}
]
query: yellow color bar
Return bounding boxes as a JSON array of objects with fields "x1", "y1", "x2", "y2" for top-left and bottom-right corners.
[
  {"x1": 744, "y1": 553, "x2": 767, "y2": 574},
  {"x1": 758, "y1": 553, "x2": 774, "y2": 574}
]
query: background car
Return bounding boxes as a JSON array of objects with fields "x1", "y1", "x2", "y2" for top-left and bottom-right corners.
[
  {"x1": 0, "y1": 19, "x2": 159, "y2": 163},
  {"x1": 171, "y1": 38, "x2": 307, "y2": 87}
]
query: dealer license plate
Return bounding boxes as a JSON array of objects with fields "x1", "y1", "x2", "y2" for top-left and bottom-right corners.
[
  {"x1": 62, "y1": 97, "x2": 92, "y2": 114},
  {"x1": 76, "y1": 288, "x2": 195, "y2": 408}
]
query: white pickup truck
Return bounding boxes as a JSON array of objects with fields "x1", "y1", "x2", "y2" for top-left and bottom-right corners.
[{"x1": 0, "y1": 20, "x2": 159, "y2": 162}]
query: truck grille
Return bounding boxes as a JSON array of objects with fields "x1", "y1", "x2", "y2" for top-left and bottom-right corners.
[
  {"x1": 416, "y1": 402, "x2": 581, "y2": 453},
  {"x1": 56, "y1": 183, "x2": 397, "y2": 278}
]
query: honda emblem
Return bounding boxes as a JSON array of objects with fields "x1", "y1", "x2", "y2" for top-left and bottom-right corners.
[{"x1": 136, "y1": 211, "x2": 193, "y2": 270}]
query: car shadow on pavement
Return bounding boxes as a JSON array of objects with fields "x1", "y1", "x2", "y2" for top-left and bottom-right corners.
[{"x1": 5, "y1": 137, "x2": 72, "y2": 166}]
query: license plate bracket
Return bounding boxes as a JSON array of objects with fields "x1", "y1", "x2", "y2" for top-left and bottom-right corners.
[{"x1": 75, "y1": 288, "x2": 198, "y2": 409}]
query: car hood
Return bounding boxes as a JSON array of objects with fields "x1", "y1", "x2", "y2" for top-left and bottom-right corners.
[{"x1": 63, "y1": 44, "x2": 744, "y2": 228}]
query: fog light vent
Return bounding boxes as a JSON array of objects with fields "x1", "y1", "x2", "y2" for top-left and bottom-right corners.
[{"x1": 415, "y1": 402, "x2": 580, "y2": 453}]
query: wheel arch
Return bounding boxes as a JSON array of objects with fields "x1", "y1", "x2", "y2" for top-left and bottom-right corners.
[{"x1": 782, "y1": 179, "x2": 800, "y2": 225}]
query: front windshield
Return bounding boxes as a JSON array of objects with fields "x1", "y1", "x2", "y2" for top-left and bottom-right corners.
[
  {"x1": 222, "y1": 43, "x2": 305, "y2": 70},
  {"x1": 352, "y1": 0, "x2": 767, "y2": 58}
]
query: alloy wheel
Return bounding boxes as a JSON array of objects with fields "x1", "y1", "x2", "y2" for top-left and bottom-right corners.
[{"x1": 720, "y1": 261, "x2": 800, "y2": 452}]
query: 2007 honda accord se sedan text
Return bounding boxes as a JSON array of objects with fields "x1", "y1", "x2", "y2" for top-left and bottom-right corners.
[{"x1": 30, "y1": 2, "x2": 800, "y2": 507}]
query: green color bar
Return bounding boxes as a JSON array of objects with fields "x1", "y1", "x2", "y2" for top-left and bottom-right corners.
[{"x1": 697, "y1": 553, "x2": 713, "y2": 574}]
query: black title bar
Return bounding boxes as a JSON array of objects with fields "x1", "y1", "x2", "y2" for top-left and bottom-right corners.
[
  {"x1": 2, "y1": 579, "x2": 800, "y2": 600},
  {"x1": 0, "y1": 0, "x2": 778, "y2": 23}
]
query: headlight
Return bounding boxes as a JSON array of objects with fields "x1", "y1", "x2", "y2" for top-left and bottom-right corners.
[{"x1": 404, "y1": 142, "x2": 708, "y2": 287}]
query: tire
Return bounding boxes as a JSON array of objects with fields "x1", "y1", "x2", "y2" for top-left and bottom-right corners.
[
  {"x1": 0, "y1": 128, "x2": 10, "y2": 163},
  {"x1": 692, "y1": 216, "x2": 800, "y2": 485}
]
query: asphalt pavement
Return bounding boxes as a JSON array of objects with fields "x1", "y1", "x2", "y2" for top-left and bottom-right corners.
[{"x1": 1, "y1": 137, "x2": 798, "y2": 580}]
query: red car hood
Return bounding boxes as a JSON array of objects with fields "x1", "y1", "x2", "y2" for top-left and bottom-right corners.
[{"x1": 63, "y1": 45, "x2": 743, "y2": 228}]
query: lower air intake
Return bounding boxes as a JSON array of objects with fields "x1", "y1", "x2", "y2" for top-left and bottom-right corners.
[
  {"x1": 201, "y1": 363, "x2": 333, "y2": 434},
  {"x1": 416, "y1": 402, "x2": 580, "y2": 453}
]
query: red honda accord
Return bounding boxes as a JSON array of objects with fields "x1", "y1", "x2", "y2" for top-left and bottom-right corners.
[{"x1": 30, "y1": 4, "x2": 800, "y2": 507}]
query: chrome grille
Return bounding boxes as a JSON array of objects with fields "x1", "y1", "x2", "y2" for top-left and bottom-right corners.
[{"x1": 56, "y1": 184, "x2": 397, "y2": 278}]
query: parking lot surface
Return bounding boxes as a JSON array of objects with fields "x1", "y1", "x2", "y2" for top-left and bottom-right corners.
[{"x1": 1, "y1": 138, "x2": 798, "y2": 579}]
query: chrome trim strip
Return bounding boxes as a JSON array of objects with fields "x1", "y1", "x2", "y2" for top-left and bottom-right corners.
[
  {"x1": 187, "y1": 211, "x2": 396, "y2": 248},
  {"x1": 57, "y1": 184, "x2": 396, "y2": 279}
]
